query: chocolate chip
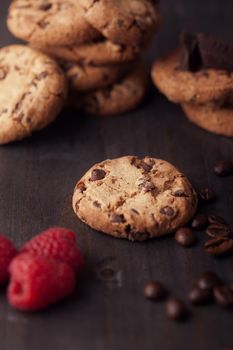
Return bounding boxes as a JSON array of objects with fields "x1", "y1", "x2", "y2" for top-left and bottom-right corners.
[
  {"x1": 91, "y1": 169, "x2": 106, "y2": 181},
  {"x1": 205, "y1": 224, "x2": 231, "y2": 238},
  {"x1": 138, "y1": 180, "x2": 156, "y2": 192},
  {"x1": 160, "y1": 206, "x2": 175, "y2": 217},
  {"x1": 197, "y1": 271, "x2": 221, "y2": 290},
  {"x1": 205, "y1": 236, "x2": 233, "y2": 256},
  {"x1": 213, "y1": 286, "x2": 233, "y2": 308},
  {"x1": 111, "y1": 214, "x2": 126, "y2": 223},
  {"x1": 173, "y1": 189, "x2": 188, "y2": 197},
  {"x1": 175, "y1": 227, "x2": 196, "y2": 247},
  {"x1": 191, "y1": 213, "x2": 208, "y2": 230},
  {"x1": 140, "y1": 161, "x2": 153, "y2": 172},
  {"x1": 165, "y1": 299, "x2": 188, "y2": 321},
  {"x1": 117, "y1": 19, "x2": 124, "y2": 28},
  {"x1": 144, "y1": 281, "x2": 167, "y2": 301},
  {"x1": 214, "y1": 160, "x2": 233, "y2": 176},
  {"x1": 188, "y1": 287, "x2": 212, "y2": 305},
  {"x1": 208, "y1": 214, "x2": 227, "y2": 226},
  {"x1": 76, "y1": 182, "x2": 86, "y2": 193},
  {"x1": 199, "y1": 188, "x2": 216, "y2": 203},
  {"x1": 128, "y1": 231, "x2": 150, "y2": 242},
  {"x1": 38, "y1": 2, "x2": 52, "y2": 11},
  {"x1": 93, "y1": 201, "x2": 101, "y2": 208},
  {"x1": 131, "y1": 208, "x2": 139, "y2": 215}
]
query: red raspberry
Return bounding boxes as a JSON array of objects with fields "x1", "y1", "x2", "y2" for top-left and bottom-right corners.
[
  {"x1": 0, "y1": 235, "x2": 17, "y2": 284},
  {"x1": 20, "y1": 227, "x2": 83, "y2": 273},
  {"x1": 8, "y1": 254, "x2": 76, "y2": 311}
]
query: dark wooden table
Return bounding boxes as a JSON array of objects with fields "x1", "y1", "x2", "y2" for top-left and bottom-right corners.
[{"x1": 0, "y1": 1, "x2": 233, "y2": 349}]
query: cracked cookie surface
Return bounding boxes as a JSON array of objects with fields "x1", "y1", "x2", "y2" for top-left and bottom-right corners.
[
  {"x1": 79, "y1": 0, "x2": 160, "y2": 46},
  {"x1": 7, "y1": 0, "x2": 100, "y2": 47},
  {"x1": 0, "y1": 45, "x2": 67, "y2": 144},
  {"x1": 152, "y1": 49, "x2": 233, "y2": 105},
  {"x1": 69, "y1": 62, "x2": 148, "y2": 115},
  {"x1": 72, "y1": 156, "x2": 197, "y2": 241}
]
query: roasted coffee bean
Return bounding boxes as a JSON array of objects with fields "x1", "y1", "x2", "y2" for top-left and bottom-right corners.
[
  {"x1": 91, "y1": 169, "x2": 106, "y2": 181},
  {"x1": 197, "y1": 271, "x2": 221, "y2": 290},
  {"x1": 214, "y1": 160, "x2": 233, "y2": 177},
  {"x1": 199, "y1": 188, "x2": 216, "y2": 203},
  {"x1": 191, "y1": 213, "x2": 208, "y2": 230},
  {"x1": 205, "y1": 236, "x2": 233, "y2": 256},
  {"x1": 175, "y1": 227, "x2": 196, "y2": 247},
  {"x1": 144, "y1": 281, "x2": 167, "y2": 301},
  {"x1": 213, "y1": 286, "x2": 233, "y2": 308},
  {"x1": 206, "y1": 224, "x2": 231, "y2": 238},
  {"x1": 208, "y1": 214, "x2": 227, "y2": 226},
  {"x1": 188, "y1": 287, "x2": 212, "y2": 305},
  {"x1": 165, "y1": 299, "x2": 188, "y2": 321}
]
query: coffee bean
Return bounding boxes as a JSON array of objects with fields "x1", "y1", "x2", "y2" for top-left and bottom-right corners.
[
  {"x1": 197, "y1": 271, "x2": 221, "y2": 290},
  {"x1": 144, "y1": 281, "x2": 167, "y2": 301},
  {"x1": 91, "y1": 169, "x2": 106, "y2": 181},
  {"x1": 191, "y1": 213, "x2": 208, "y2": 230},
  {"x1": 213, "y1": 285, "x2": 233, "y2": 308},
  {"x1": 205, "y1": 236, "x2": 233, "y2": 256},
  {"x1": 208, "y1": 214, "x2": 227, "y2": 226},
  {"x1": 188, "y1": 287, "x2": 212, "y2": 305},
  {"x1": 199, "y1": 188, "x2": 216, "y2": 203},
  {"x1": 175, "y1": 227, "x2": 196, "y2": 247},
  {"x1": 206, "y1": 224, "x2": 231, "y2": 238},
  {"x1": 165, "y1": 299, "x2": 188, "y2": 321},
  {"x1": 214, "y1": 160, "x2": 233, "y2": 177}
]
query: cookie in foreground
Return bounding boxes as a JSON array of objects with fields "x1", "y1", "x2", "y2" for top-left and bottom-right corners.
[{"x1": 72, "y1": 156, "x2": 197, "y2": 241}]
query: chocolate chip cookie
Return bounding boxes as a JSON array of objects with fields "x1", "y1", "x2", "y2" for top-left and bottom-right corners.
[
  {"x1": 79, "y1": 0, "x2": 160, "y2": 46},
  {"x1": 72, "y1": 156, "x2": 197, "y2": 241},
  {"x1": 152, "y1": 49, "x2": 233, "y2": 105},
  {"x1": 7, "y1": 0, "x2": 100, "y2": 47},
  {"x1": 63, "y1": 61, "x2": 129, "y2": 92},
  {"x1": 0, "y1": 45, "x2": 67, "y2": 144},
  {"x1": 33, "y1": 39, "x2": 144, "y2": 66},
  {"x1": 182, "y1": 103, "x2": 233, "y2": 137},
  {"x1": 69, "y1": 63, "x2": 148, "y2": 115}
]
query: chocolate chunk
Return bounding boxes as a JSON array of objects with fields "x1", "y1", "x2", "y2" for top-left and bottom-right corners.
[
  {"x1": 213, "y1": 285, "x2": 233, "y2": 308},
  {"x1": 205, "y1": 224, "x2": 231, "y2": 238},
  {"x1": 91, "y1": 169, "x2": 106, "y2": 181},
  {"x1": 165, "y1": 299, "x2": 188, "y2": 321},
  {"x1": 197, "y1": 33, "x2": 233, "y2": 71},
  {"x1": 160, "y1": 206, "x2": 174, "y2": 217},
  {"x1": 197, "y1": 271, "x2": 221, "y2": 291},
  {"x1": 76, "y1": 182, "x2": 86, "y2": 193},
  {"x1": 191, "y1": 213, "x2": 208, "y2": 230},
  {"x1": 93, "y1": 201, "x2": 101, "y2": 208},
  {"x1": 214, "y1": 160, "x2": 233, "y2": 176},
  {"x1": 179, "y1": 32, "x2": 202, "y2": 72},
  {"x1": 140, "y1": 161, "x2": 153, "y2": 172},
  {"x1": 144, "y1": 281, "x2": 167, "y2": 301},
  {"x1": 188, "y1": 287, "x2": 212, "y2": 305},
  {"x1": 138, "y1": 180, "x2": 156, "y2": 192},
  {"x1": 175, "y1": 227, "x2": 196, "y2": 247},
  {"x1": 111, "y1": 214, "x2": 126, "y2": 223},
  {"x1": 173, "y1": 190, "x2": 188, "y2": 197},
  {"x1": 128, "y1": 231, "x2": 150, "y2": 242},
  {"x1": 38, "y1": 2, "x2": 52, "y2": 11},
  {"x1": 199, "y1": 188, "x2": 216, "y2": 203},
  {"x1": 205, "y1": 236, "x2": 233, "y2": 256}
]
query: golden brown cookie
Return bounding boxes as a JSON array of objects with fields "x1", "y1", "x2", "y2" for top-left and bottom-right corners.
[
  {"x1": 152, "y1": 49, "x2": 233, "y2": 104},
  {"x1": 62, "y1": 62, "x2": 130, "y2": 92},
  {"x1": 0, "y1": 45, "x2": 67, "y2": 144},
  {"x1": 182, "y1": 103, "x2": 233, "y2": 137},
  {"x1": 7, "y1": 0, "x2": 100, "y2": 47},
  {"x1": 70, "y1": 63, "x2": 148, "y2": 115},
  {"x1": 72, "y1": 156, "x2": 197, "y2": 241},
  {"x1": 33, "y1": 39, "x2": 144, "y2": 66},
  {"x1": 79, "y1": 0, "x2": 160, "y2": 46}
]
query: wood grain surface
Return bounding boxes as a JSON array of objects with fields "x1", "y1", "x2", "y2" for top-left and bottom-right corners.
[{"x1": 0, "y1": 1, "x2": 233, "y2": 350}]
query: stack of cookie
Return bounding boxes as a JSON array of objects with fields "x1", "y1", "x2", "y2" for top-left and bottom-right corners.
[
  {"x1": 7, "y1": 0, "x2": 161, "y2": 116},
  {"x1": 151, "y1": 33, "x2": 233, "y2": 137}
]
